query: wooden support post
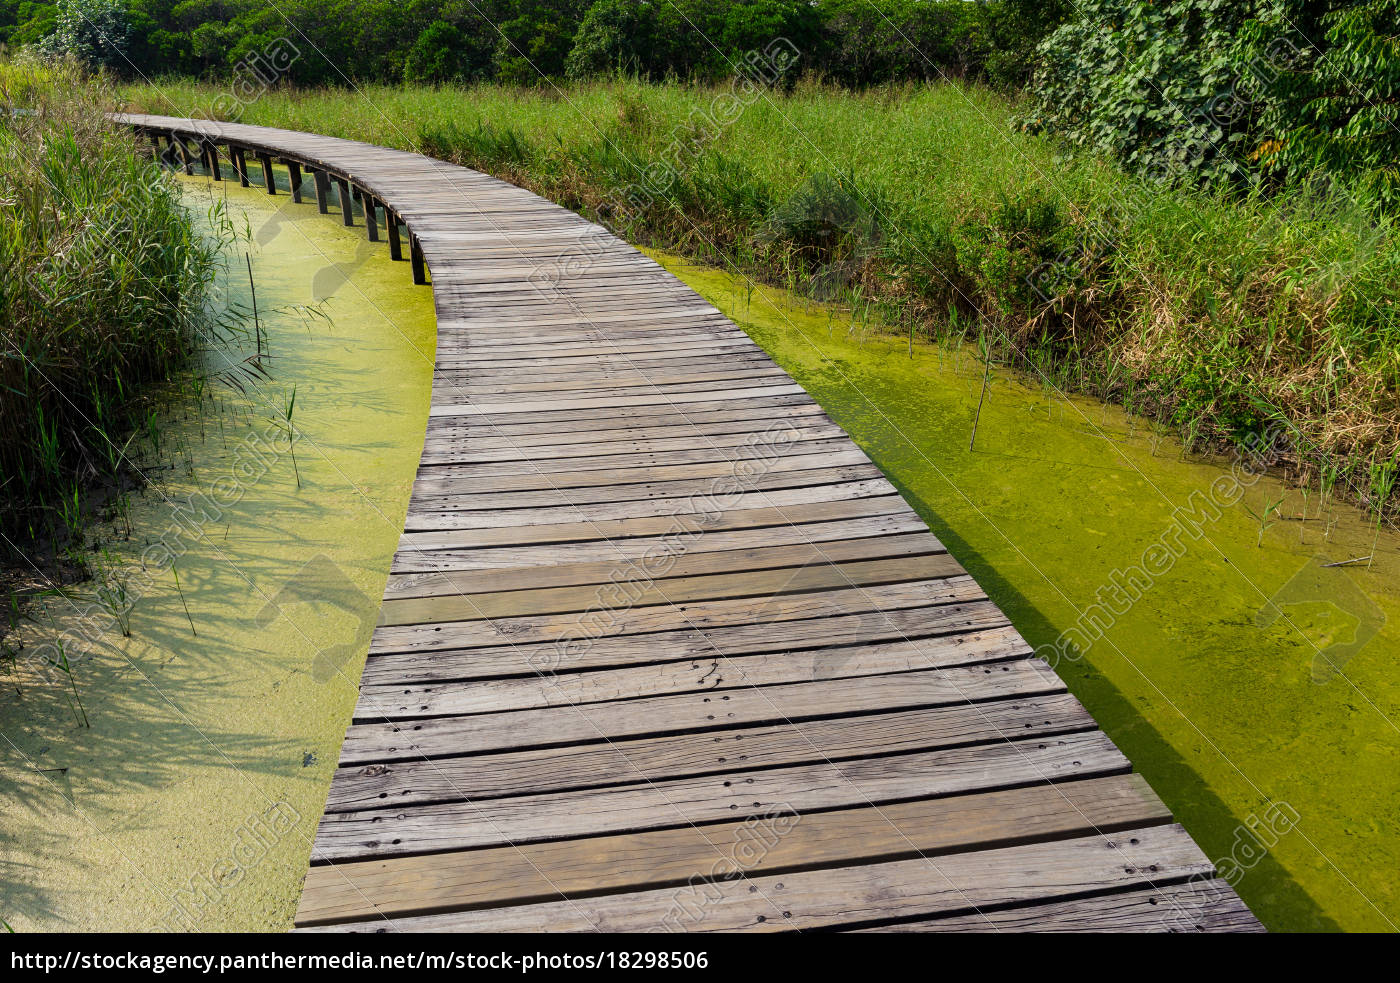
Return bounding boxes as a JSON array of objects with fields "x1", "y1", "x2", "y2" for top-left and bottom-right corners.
[
  {"x1": 386, "y1": 211, "x2": 403, "y2": 262},
  {"x1": 233, "y1": 148, "x2": 250, "y2": 188},
  {"x1": 287, "y1": 161, "x2": 302, "y2": 203},
  {"x1": 363, "y1": 193, "x2": 379, "y2": 242},
  {"x1": 258, "y1": 153, "x2": 276, "y2": 194},
  {"x1": 207, "y1": 141, "x2": 222, "y2": 181},
  {"x1": 178, "y1": 138, "x2": 194, "y2": 175},
  {"x1": 148, "y1": 132, "x2": 160, "y2": 157},
  {"x1": 410, "y1": 233, "x2": 426, "y2": 285},
  {"x1": 312, "y1": 169, "x2": 330, "y2": 214},
  {"x1": 336, "y1": 178, "x2": 354, "y2": 226}
]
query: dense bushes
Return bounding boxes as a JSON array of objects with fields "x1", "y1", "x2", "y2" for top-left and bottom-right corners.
[
  {"x1": 3, "y1": 0, "x2": 1059, "y2": 88},
  {"x1": 0, "y1": 58, "x2": 222, "y2": 543},
  {"x1": 1027, "y1": 0, "x2": 1400, "y2": 202}
]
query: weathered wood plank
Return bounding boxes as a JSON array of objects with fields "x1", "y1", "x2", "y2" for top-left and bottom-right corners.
[
  {"x1": 304, "y1": 823, "x2": 1210, "y2": 930},
  {"x1": 296, "y1": 774, "x2": 1172, "y2": 925},
  {"x1": 369, "y1": 576, "x2": 986, "y2": 654},
  {"x1": 329, "y1": 693, "x2": 1094, "y2": 810},
  {"x1": 377, "y1": 551, "x2": 962, "y2": 627},
  {"x1": 314, "y1": 730, "x2": 1125, "y2": 860},
  {"x1": 854, "y1": 880, "x2": 1265, "y2": 933},
  {"x1": 401, "y1": 479, "x2": 896, "y2": 532},
  {"x1": 340, "y1": 657, "x2": 1063, "y2": 762}
]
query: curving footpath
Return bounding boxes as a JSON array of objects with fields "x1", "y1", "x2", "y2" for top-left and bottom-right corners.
[{"x1": 117, "y1": 113, "x2": 1262, "y2": 933}]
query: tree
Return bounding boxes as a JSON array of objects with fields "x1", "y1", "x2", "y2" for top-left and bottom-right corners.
[
  {"x1": 1239, "y1": 0, "x2": 1400, "y2": 205},
  {"x1": 404, "y1": 19, "x2": 484, "y2": 84},
  {"x1": 565, "y1": 0, "x2": 659, "y2": 80},
  {"x1": 39, "y1": 0, "x2": 130, "y2": 71}
]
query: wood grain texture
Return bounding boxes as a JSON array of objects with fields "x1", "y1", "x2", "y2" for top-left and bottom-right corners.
[
  {"x1": 297, "y1": 774, "x2": 1171, "y2": 925},
  {"x1": 304, "y1": 824, "x2": 1213, "y2": 932},
  {"x1": 117, "y1": 114, "x2": 1258, "y2": 934}
]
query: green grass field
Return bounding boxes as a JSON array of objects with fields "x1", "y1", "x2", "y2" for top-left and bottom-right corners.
[{"x1": 118, "y1": 77, "x2": 1400, "y2": 528}]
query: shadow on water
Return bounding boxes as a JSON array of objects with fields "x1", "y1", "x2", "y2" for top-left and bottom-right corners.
[{"x1": 0, "y1": 170, "x2": 436, "y2": 931}]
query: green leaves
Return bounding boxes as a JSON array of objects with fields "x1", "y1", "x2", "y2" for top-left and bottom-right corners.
[{"x1": 1030, "y1": 0, "x2": 1400, "y2": 205}]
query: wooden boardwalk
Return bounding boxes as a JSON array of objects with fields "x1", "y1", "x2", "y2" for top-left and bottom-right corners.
[{"x1": 118, "y1": 113, "x2": 1262, "y2": 933}]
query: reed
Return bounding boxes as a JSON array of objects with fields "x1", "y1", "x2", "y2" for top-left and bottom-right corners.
[{"x1": 0, "y1": 57, "x2": 227, "y2": 551}]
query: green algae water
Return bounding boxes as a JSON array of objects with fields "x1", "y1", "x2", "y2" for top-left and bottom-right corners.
[
  {"x1": 0, "y1": 175, "x2": 435, "y2": 931},
  {"x1": 646, "y1": 248, "x2": 1400, "y2": 934}
]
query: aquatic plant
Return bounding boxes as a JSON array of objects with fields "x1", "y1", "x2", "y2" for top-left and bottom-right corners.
[{"x1": 0, "y1": 57, "x2": 230, "y2": 549}]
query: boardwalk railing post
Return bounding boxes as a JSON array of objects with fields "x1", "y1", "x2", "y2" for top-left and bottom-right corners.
[
  {"x1": 363, "y1": 193, "x2": 379, "y2": 242},
  {"x1": 386, "y1": 211, "x2": 403, "y2": 262},
  {"x1": 232, "y1": 147, "x2": 250, "y2": 188},
  {"x1": 312, "y1": 169, "x2": 330, "y2": 214},
  {"x1": 335, "y1": 177, "x2": 354, "y2": 226},
  {"x1": 258, "y1": 152, "x2": 277, "y2": 194},
  {"x1": 287, "y1": 161, "x2": 303, "y2": 203},
  {"x1": 410, "y1": 233, "x2": 426, "y2": 285}
]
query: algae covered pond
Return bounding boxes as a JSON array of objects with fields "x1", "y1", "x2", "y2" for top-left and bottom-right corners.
[
  {"x1": 647, "y1": 249, "x2": 1400, "y2": 933},
  {"x1": 0, "y1": 176, "x2": 435, "y2": 931}
]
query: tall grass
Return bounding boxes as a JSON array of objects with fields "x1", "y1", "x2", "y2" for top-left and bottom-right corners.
[
  {"x1": 118, "y1": 76, "x2": 1400, "y2": 518},
  {"x1": 1, "y1": 58, "x2": 226, "y2": 549}
]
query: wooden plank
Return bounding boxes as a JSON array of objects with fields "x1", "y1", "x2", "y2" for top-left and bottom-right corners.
[
  {"x1": 405, "y1": 463, "x2": 884, "y2": 514},
  {"x1": 330, "y1": 693, "x2": 1094, "y2": 810},
  {"x1": 418, "y1": 393, "x2": 820, "y2": 436},
  {"x1": 391, "y1": 513, "x2": 926, "y2": 575},
  {"x1": 296, "y1": 773, "x2": 1172, "y2": 925},
  {"x1": 855, "y1": 880, "x2": 1265, "y2": 933},
  {"x1": 304, "y1": 822, "x2": 1211, "y2": 930},
  {"x1": 397, "y1": 494, "x2": 913, "y2": 552},
  {"x1": 357, "y1": 622, "x2": 1024, "y2": 719},
  {"x1": 340, "y1": 656, "x2": 1060, "y2": 762},
  {"x1": 369, "y1": 575, "x2": 986, "y2": 654},
  {"x1": 407, "y1": 449, "x2": 877, "y2": 499},
  {"x1": 402, "y1": 478, "x2": 896, "y2": 532},
  {"x1": 360, "y1": 614, "x2": 1026, "y2": 690},
  {"x1": 413, "y1": 433, "x2": 859, "y2": 478},
  {"x1": 378, "y1": 551, "x2": 960, "y2": 627},
  {"x1": 314, "y1": 730, "x2": 1125, "y2": 860}
]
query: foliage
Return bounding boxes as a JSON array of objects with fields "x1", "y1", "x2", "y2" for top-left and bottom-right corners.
[
  {"x1": 2, "y1": 0, "x2": 1059, "y2": 88},
  {"x1": 35, "y1": 0, "x2": 129, "y2": 71},
  {"x1": 1026, "y1": 0, "x2": 1258, "y2": 187},
  {"x1": 1239, "y1": 0, "x2": 1400, "y2": 207},
  {"x1": 404, "y1": 20, "x2": 490, "y2": 85},
  {"x1": 0, "y1": 58, "x2": 223, "y2": 542},
  {"x1": 1028, "y1": 0, "x2": 1400, "y2": 203}
]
